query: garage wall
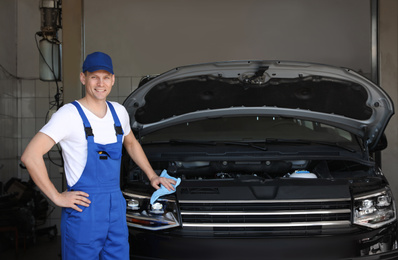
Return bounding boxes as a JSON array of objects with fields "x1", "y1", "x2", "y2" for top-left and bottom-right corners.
[
  {"x1": 84, "y1": 0, "x2": 372, "y2": 79},
  {"x1": 379, "y1": 1, "x2": 398, "y2": 198},
  {"x1": 0, "y1": 0, "x2": 18, "y2": 186},
  {"x1": 0, "y1": 0, "x2": 63, "y2": 231}
]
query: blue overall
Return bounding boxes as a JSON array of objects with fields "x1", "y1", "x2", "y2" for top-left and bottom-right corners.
[{"x1": 61, "y1": 101, "x2": 129, "y2": 260}]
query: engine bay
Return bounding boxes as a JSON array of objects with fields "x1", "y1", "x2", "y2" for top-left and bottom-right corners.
[{"x1": 125, "y1": 159, "x2": 376, "y2": 182}]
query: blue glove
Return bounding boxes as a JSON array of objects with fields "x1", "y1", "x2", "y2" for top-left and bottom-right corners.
[{"x1": 150, "y1": 169, "x2": 181, "y2": 205}]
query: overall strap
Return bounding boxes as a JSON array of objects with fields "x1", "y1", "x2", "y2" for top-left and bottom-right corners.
[
  {"x1": 71, "y1": 101, "x2": 94, "y2": 140},
  {"x1": 106, "y1": 101, "x2": 124, "y2": 138}
]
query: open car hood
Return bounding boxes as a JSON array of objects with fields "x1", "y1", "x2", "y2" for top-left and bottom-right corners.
[{"x1": 123, "y1": 60, "x2": 394, "y2": 151}]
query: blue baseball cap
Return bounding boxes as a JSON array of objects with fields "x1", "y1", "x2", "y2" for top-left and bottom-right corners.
[{"x1": 82, "y1": 52, "x2": 114, "y2": 74}]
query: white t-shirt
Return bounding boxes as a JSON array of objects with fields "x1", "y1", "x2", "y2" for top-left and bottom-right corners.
[{"x1": 40, "y1": 101, "x2": 131, "y2": 187}]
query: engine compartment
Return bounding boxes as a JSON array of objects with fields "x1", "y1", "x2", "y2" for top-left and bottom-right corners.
[{"x1": 125, "y1": 158, "x2": 377, "y2": 183}]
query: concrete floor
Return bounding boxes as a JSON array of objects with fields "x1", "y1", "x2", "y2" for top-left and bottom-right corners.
[{"x1": 0, "y1": 235, "x2": 61, "y2": 260}]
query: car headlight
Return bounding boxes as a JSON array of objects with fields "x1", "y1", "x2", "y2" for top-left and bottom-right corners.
[
  {"x1": 354, "y1": 187, "x2": 396, "y2": 229},
  {"x1": 123, "y1": 192, "x2": 180, "y2": 231}
]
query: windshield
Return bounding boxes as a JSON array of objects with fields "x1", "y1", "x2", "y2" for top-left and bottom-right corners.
[{"x1": 140, "y1": 116, "x2": 360, "y2": 148}]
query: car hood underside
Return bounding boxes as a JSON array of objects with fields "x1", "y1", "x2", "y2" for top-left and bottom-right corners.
[{"x1": 124, "y1": 61, "x2": 394, "y2": 150}]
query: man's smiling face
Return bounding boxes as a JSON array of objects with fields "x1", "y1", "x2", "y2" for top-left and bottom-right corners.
[{"x1": 80, "y1": 70, "x2": 115, "y2": 101}]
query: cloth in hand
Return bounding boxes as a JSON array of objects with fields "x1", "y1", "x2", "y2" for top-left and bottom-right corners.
[{"x1": 150, "y1": 170, "x2": 181, "y2": 205}]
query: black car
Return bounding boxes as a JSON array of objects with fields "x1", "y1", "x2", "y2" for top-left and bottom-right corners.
[{"x1": 121, "y1": 60, "x2": 397, "y2": 259}]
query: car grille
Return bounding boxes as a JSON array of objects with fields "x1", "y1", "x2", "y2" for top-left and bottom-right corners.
[{"x1": 179, "y1": 199, "x2": 352, "y2": 230}]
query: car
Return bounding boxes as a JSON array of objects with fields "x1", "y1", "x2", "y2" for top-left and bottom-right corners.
[{"x1": 121, "y1": 60, "x2": 397, "y2": 259}]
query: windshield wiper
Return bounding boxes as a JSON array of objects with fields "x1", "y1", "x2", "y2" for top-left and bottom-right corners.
[
  {"x1": 265, "y1": 138, "x2": 357, "y2": 153},
  {"x1": 149, "y1": 138, "x2": 355, "y2": 153},
  {"x1": 169, "y1": 139, "x2": 268, "y2": 151},
  {"x1": 223, "y1": 141, "x2": 268, "y2": 151},
  {"x1": 169, "y1": 139, "x2": 217, "y2": 145}
]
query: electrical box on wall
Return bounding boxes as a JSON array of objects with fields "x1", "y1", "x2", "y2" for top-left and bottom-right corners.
[
  {"x1": 38, "y1": 0, "x2": 62, "y2": 81},
  {"x1": 39, "y1": 37, "x2": 61, "y2": 81}
]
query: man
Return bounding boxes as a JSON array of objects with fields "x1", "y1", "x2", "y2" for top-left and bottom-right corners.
[{"x1": 21, "y1": 52, "x2": 175, "y2": 259}]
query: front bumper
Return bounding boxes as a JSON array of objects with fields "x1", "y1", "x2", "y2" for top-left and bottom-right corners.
[{"x1": 128, "y1": 224, "x2": 398, "y2": 260}]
